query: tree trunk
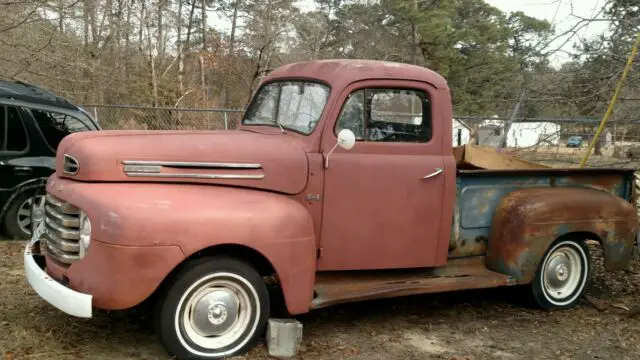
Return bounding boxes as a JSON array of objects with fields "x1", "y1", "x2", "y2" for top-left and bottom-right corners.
[
  {"x1": 201, "y1": 0, "x2": 207, "y2": 51},
  {"x1": 200, "y1": 55, "x2": 207, "y2": 103},
  {"x1": 177, "y1": 0, "x2": 185, "y2": 96},
  {"x1": 83, "y1": 1, "x2": 89, "y2": 48},
  {"x1": 157, "y1": 0, "x2": 166, "y2": 58},
  {"x1": 411, "y1": 0, "x2": 418, "y2": 65},
  {"x1": 222, "y1": 0, "x2": 240, "y2": 107},
  {"x1": 142, "y1": 0, "x2": 158, "y2": 106},
  {"x1": 58, "y1": 1, "x2": 64, "y2": 32},
  {"x1": 186, "y1": 0, "x2": 197, "y2": 49},
  {"x1": 124, "y1": 0, "x2": 132, "y2": 79},
  {"x1": 200, "y1": 0, "x2": 208, "y2": 104},
  {"x1": 594, "y1": 132, "x2": 603, "y2": 155}
]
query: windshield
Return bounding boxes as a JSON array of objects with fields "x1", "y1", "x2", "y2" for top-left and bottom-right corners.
[{"x1": 243, "y1": 81, "x2": 330, "y2": 134}]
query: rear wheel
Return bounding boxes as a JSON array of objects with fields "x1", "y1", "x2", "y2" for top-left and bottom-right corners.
[
  {"x1": 155, "y1": 257, "x2": 270, "y2": 360},
  {"x1": 531, "y1": 239, "x2": 591, "y2": 310}
]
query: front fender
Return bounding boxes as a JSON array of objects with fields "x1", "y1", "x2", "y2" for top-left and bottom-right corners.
[
  {"x1": 486, "y1": 187, "x2": 638, "y2": 283},
  {"x1": 47, "y1": 176, "x2": 317, "y2": 315}
]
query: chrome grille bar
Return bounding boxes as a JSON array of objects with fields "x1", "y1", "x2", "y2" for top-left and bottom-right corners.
[
  {"x1": 43, "y1": 194, "x2": 81, "y2": 265},
  {"x1": 45, "y1": 205, "x2": 80, "y2": 227}
]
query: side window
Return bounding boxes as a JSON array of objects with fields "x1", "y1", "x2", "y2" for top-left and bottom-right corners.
[
  {"x1": 0, "y1": 105, "x2": 28, "y2": 152},
  {"x1": 30, "y1": 109, "x2": 91, "y2": 150},
  {"x1": 335, "y1": 88, "x2": 432, "y2": 143}
]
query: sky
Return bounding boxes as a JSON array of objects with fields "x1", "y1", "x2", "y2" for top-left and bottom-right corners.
[{"x1": 486, "y1": 0, "x2": 609, "y2": 65}]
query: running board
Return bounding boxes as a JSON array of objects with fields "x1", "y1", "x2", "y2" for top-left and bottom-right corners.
[{"x1": 311, "y1": 256, "x2": 516, "y2": 309}]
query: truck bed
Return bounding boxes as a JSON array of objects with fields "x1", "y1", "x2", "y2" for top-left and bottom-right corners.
[{"x1": 449, "y1": 167, "x2": 636, "y2": 258}]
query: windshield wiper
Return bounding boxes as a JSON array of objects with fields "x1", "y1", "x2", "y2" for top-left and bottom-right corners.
[{"x1": 271, "y1": 119, "x2": 286, "y2": 134}]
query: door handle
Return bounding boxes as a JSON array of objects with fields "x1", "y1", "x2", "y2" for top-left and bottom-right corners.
[{"x1": 422, "y1": 168, "x2": 443, "y2": 179}]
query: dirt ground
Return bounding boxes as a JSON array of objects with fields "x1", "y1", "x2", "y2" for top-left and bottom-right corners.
[{"x1": 2, "y1": 241, "x2": 640, "y2": 360}]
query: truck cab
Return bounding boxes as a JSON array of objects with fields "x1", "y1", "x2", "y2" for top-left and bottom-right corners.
[{"x1": 24, "y1": 60, "x2": 638, "y2": 360}]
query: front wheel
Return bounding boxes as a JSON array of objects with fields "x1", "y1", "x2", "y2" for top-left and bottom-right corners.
[
  {"x1": 531, "y1": 239, "x2": 591, "y2": 310},
  {"x1": 155, "y1": 257, "x2": 270, "y2": 360}
]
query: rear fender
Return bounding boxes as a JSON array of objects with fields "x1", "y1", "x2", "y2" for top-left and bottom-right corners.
[{"x1": 486, "y1": 187, "x2": 638, "y2": 283}]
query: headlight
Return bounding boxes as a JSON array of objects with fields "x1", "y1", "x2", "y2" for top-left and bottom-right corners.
[{"x1": 79, "y1": 211, "x2": 91, "y2": 258}]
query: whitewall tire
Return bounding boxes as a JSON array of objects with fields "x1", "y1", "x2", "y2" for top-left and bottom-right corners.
[
  {"x1": 155, "y1": 257, "x2": 270, "y2": 359},
  {"x1": 531, "y1": 239, "x2": 591, "y2": 310}
]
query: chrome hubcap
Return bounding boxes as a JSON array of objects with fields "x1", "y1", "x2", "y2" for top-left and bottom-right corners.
[
  {"x1": 543, "y1": 246, "x2": 582, "y2": 300},
  {"x1": 191, "y1": 289, "x2": 239, "y2": 337}
]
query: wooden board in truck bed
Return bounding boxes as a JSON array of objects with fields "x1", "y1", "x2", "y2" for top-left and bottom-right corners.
[{"x1": 453, "y1": 144, "x2": 549, "y2": 170}]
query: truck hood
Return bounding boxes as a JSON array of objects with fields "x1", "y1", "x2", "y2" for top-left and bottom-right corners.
[{"x1": 55, "y1": 130, "x2": 309, "y2": 195}]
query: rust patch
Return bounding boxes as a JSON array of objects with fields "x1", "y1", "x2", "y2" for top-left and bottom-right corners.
[
  {"x1": 486, "y1": 187, "x2": 638, "y2": 283},
  {"x1": 565, "y1": 174, "x2": 623, "y2": 193},
  {"x1": 311, "y1": 256, "x2": 514, "y2": 309},
  {"x1": 448, "y1": 235, "x2": 488, "y2": 258}
]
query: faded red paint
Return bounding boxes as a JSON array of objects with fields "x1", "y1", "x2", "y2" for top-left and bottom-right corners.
[
  {"x1": 487, "y1": 187, "x2": 639, "y2": 283},
  {"x1": 37, "y1": 59, "x2": 639, "y2": 318},
  {"x1": 46, "y1": 174, "x2": 317, "y2": 314},
  {"x1": 316, "y1": 78, "x2": 456, "y2": 270},
  {"x1": 312, "y1": 256, "x2": 513, "y2": 309},
  {"x1": 56, "y1": 130, "x2": 309, "y2": 195},
  {"x1": 45, "y1": 241, "x2": 184, "y2": 311}
]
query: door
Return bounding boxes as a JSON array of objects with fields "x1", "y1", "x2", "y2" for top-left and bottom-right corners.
[
  {"x1": 318, "y1": 81, "x2": 451, "y2": 271},
  {"x1": 0, "y1": 105, "x2": 39, "y2": 236},
  {"x1": 0, "y1": 105, "x2": 34, "y2": 195}
]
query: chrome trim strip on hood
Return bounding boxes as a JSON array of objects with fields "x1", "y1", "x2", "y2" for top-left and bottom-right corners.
[
  {"x1": 121, "y1": 160, "x2": 265, "y2": 180},
  {"x1": 121, "y1": 160, "x2": 262, "y2": 169},
  {"x1": 125, "y1": 172, "x2": 265, "y2": 180}
]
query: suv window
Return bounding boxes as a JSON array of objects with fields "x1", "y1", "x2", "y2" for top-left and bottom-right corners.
[
  {"x1": 0, "y1": 105, "x2": 29, "y2": 152},
  {"x1": 30, "y1": 109, "x2": 91, "y2": 150},
  {"x1": 335, "y1": 88, "x2": 432, "y2": 143}
]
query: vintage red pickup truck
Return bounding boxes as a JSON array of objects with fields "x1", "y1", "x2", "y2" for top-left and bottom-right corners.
[{"x1": 24, "y1": 59, "x2": 639, "y2": 359}]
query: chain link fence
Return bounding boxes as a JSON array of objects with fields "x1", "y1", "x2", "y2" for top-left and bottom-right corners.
[
  {"x1": 81, "y1": 104, "x2": 245, "y2": 131},
  {"x1": 79, "y1": 104, "x2": 640, "y2": 169},
  {"x1": 454, "y1": 116, "x2": 640, "y2": 169}
]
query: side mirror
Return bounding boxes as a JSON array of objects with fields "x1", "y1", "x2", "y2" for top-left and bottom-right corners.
[
  {"x1": 337, "y1": 129, "x2": 356, "y2": 150},
  {"x1": 324, "y1": 129, "x2": 356, "y2": 168}
]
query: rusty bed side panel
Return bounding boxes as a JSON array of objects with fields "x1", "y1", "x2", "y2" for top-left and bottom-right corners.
[
  {"x1": 311, "y1": 256, "x2": 514, "y2": 309},
  {"x1": 485, "y1": 187, "x2": 638, "y2": 283},
  {"x1": 450, "y1": 170, "x2": 634, "y2": 259}
]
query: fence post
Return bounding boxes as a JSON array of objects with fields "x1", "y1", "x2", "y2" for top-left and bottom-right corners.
[{"x1": 224, "y1": 112, "x2": 228, "y2": 130}]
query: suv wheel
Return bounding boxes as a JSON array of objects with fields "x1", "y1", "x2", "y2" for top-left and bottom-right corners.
[{"x1": 3, "y1": 192, "x2": 44, "y2": 239}]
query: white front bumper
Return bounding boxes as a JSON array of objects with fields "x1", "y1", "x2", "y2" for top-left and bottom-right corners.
[{"x1": 24, "y1": 233, "x2": 93, "y2": 318}]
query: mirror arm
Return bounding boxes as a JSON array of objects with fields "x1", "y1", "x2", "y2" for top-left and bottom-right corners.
[{"x1": 324, "y1": 143, "x2": 340, "y2": 169}]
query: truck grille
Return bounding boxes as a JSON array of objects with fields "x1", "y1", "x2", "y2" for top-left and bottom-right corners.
[{"x1": 43, "y1": 194, "x2": 81, "y2": 265}]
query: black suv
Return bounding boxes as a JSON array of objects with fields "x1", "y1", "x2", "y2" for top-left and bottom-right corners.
[{"x1": 0, "y1": 80, "x2": 100, "y2": 239}]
